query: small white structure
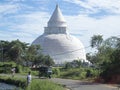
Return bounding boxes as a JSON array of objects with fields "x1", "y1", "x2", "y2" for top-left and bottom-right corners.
[{"x1": 32, "y1": 5, "x2": 87, "y2": 64}]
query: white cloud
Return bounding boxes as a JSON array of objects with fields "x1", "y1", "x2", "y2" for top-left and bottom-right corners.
[
  {"x1": 11, "y1": 12, "x2": 49, "y2": 34},
  {"x1": 65, "y1": 14, "x2": 120, "y2": 48},
  {"x1": 0, "y1": 3, "x2": 19, "y2": 14},
  {"x1": 64, "y1": 0, "x2": 120, "y2": 14},
  {"x1": 0, "y1": 11, "x2": 50, "y2": 43},
  {"x1": 0, "y1": 1, "x2": 50, "y2": 43}
]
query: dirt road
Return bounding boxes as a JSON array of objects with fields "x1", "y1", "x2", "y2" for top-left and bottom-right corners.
[{"x1": 50, "y1": 78, "x2": 118, "y2": 90}]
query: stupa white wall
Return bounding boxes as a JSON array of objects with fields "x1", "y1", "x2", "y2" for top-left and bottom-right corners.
[{"x1": 32, "y1": 5, "x2": 86, "y2": 64}]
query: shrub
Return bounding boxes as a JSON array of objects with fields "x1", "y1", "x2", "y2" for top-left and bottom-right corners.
[
  {"x1": 52, "y1": 68, "x2": 60, "y2": 76},
  {"x1": 15, "y1": 64, "x2": 31, "y2": 74},
  {"x1": 16, "y1": 65, "x2": 22, "y2": 73},
  {"x1": 58, "y1": 67, "x2": 99, "y2": 80},
  {"x1": 0, "y1": 62, "x2": 17, "y2": 73},
  {"x1": 85, "y1": 68, "x2": 99, "y2": 78},
  {"x1": 79, "y1": 72, "x2": 86, "y2": 79}
]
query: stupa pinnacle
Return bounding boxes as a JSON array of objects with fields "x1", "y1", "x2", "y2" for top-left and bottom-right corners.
[
  {"x1": 32, "y1": 5, "x2": 87, "y2": 64},
  {"x1": 48, "y1": 5, "x2": 67, "y2": 27},
  {"x1": 44, "y1": 5, "x2": 67, "y2": 35}
]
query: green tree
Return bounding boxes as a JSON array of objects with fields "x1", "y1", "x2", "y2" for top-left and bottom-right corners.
[
  {"x1": 89, "y1": 36, "x2": 119, "y2": 65},
  {"x1": 0, "y1": 40, "x2": 10, "y2": 62},
  {"x1": 72, "y1": 60, "x2": 82, "y2": 68},
  {"x1": 0, "y1": 40, "x2": 55, "y2": 67},
  {"x1": 90, "y1": 36, "x2": 120, "y2": 82},
  {"x1": 86, "y1": 53, "x2": 98, "y2": 64},
  {"x1": 8, "y1": 40, "x2": 28, "y2": 64},
  {"x1": 64, "y1": 62, "x2": 72, "y2": 69},
  {"x1": 91, "y1": 35, "x2": 103, "y2": 49},
  {"x1": 23, "y1": 44, "x2": 43, "y2": 66},
  {"x1": 43, "y1": 55, "x2": 55, "y2": 66},
  {"x1": 100, "y1": 49, "x2": 120, "y2": 82},
  {"x1": 99, "y1": 36, "x2": 119, "y2": 65}
]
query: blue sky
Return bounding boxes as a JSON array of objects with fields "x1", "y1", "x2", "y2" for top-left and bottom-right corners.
[{"x1": 0, "y1": 0, "x2": 120, "y2": 52}]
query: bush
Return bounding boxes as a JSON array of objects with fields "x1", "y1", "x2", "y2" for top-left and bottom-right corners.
[
  {"x1": 14, "y1": 63, "x2": 31, "y2": 73},
  {"x1": 0, "y1": 62, "x2": 16, "y2": 73},
  {"x1": 58, "y1": 67, "x2": 99, "y2": 80},
  {"x1": 59, "y1": 68, "x2": 85, "y2": 79},
  {"x1": 16, "y1": 65, "x2": 22, "y2": 73},
  {"x1": 0, "y1": 62, "x2": 31, "y2": 74},
  {"x1": 52, "y1": 68, "x2": 60, "y2": 76},
  {"x1": 79, "y1": 71, "x2": 86, "y2": 79}
]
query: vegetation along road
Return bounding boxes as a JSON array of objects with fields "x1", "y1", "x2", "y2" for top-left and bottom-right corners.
[{"x1": 0, "y1": 74, "x2": 119, "y2": 90}]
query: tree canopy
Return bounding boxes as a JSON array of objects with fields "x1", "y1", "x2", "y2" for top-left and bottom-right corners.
[
  {"x1": 0, "y1": 40, "x2": 54, "y2": 66},
  {"x1": 89, "y1": 35, "x2": 120, "y2": 83}
]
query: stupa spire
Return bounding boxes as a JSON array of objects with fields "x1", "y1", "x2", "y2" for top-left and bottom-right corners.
[{"x1": 48, "y1": 5, "x2": 67, "y2": 27}]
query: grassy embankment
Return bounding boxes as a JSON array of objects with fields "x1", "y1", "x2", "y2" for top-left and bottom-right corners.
[
  {"x1": 0, "y1": 62, "x2": 65, "y2": 90},
  {"x1": 0, "y1": 75, "x2": 65, "y2": 90}
]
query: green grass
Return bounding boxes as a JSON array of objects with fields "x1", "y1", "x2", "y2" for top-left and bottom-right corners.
[
  {"x1": 0, "y1": 75, "x2": 26, "y2": 89},
  {"x1": 0, "y1": 75, "x2": 65, "y2": 90},
  {"x1": 26, "y1": 79, "x2": 65, "y2": 90}
]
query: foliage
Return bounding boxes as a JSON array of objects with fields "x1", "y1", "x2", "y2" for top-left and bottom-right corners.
[
  {"x1": 0, "y1": 40, "x2": 55, "y2": 67},
  {"x1": 24, "y1": 45, "x2": 40, "y2": 66},
  {"x1": 64, "y1": 62, "x2": 72, "y2": 69},
  {"x1": 0, "y1": 62, "x2": 31, "y2": 74},
  {"x1": 100, "y1": 49, "x2": 120, "y2": 83},
  {"x1": 15, "y1": 65, "x2": 31, "y2": 73},
  {"x1": 58, "y1": 67, "x2": 99, "y2": 80},
  {"x1": 0, "y1": 75, "x2": 65, "y2": 90},
  {"x1": 64, "y1": 60, "x2": 82, "y2": 69},
  {"x1": 34, "y1": 55, "x2": 55, "y2": 66},
  {"x1": 90, "y1": 35, "x2": 120, "y2": 83},
  {"x1": 86, "y1": 53, "x2": 98, "y2": 64},
  {"x1": 89, "y1": 36, "x2": 120, "y2": 65},
  {"x1": 52, "y1": 68, "x2": 60, "y2": 76},
  {"x1": 0, "y1": 62, "x2": 16, "y2": 73},
  {"x1": 91, "y1": 35, "x2": 103, "y2": 49},
  {"x1": 41, "y1": 55, "x2": 54, "y2": 66}
]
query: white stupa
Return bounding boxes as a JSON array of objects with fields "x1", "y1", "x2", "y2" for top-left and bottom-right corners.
[{"x1": 32, "y1": 5, "x2": 86, "y2": 64}]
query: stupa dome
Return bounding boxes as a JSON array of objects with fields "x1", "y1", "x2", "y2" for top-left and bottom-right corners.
[{"x1": 32, "y1": 5, "x2": 86, "y2": 64}]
